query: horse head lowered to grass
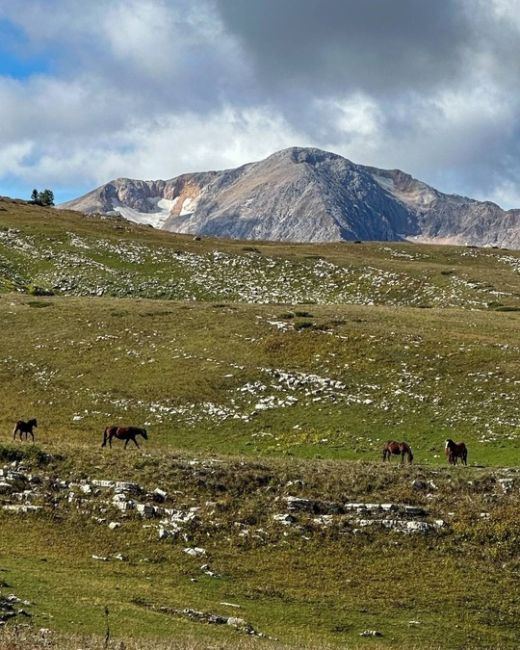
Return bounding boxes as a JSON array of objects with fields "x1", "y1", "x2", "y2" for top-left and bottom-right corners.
[
  {"x1": 382, "y1": 440, "x2": 413, "y2": 464},
  {"x1": 101, "y1": 426, "x2": 148, "y2": 449}
]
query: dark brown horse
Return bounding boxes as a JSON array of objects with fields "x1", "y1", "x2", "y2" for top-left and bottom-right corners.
[
  {"x1": 101, "y1": 426, "x2": 148, "y2": 449},
  {"x1": 12, "y1": 418, "x2": 37, "y2": 441},
  {"x1": 382, "y1": 440, "x2": 414, "y2": 464},
  {"x1": 445, "y1": 439, "x2": 467, "y2": 465}
]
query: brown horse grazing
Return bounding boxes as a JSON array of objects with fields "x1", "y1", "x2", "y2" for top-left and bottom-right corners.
[
  {"x1": 101, "y1": 426, "x2": 148, "y2": 449},
  {"x1": 445, "y1": 439, "x2": 467, "y2": 465},
  {"x1": 12, "y1": 418, "x2": 37, "y2": 441},
  {"x1": 382, "y1": 440, "x2": 413, "y2": 464}
]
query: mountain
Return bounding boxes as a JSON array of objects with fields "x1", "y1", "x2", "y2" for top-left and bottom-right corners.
[{"x1": 60, "y1": 147, "x2": 520, "y2": 248}]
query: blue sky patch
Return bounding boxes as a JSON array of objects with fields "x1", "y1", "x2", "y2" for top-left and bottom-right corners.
[{"x1": 0, "y1": 19, "x2": 50, "y2": 79}]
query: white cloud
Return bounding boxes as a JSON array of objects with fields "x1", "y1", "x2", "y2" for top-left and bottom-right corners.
[
  {"x1": 0, "y1": 106, "x2": 305, "y2": 187},
  {"x1": 2, "y1": 0, "x2": 520, "y2": 207},
  {"x1": 482, "y1": 178, "x2": 520, "y2": 209},
  {"x1": 0, "y1": 141, "x2": 33, "y2": 177}
]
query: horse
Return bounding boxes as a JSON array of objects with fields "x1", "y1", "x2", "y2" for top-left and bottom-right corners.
[
  {"x1": 101, "y1": 426, "x2": 148, "y2": 449},
  {"x1": 12, "y1": 418, "x2": 37, "y2": 441},
  {"x1": 445, "y1": 439, "x2": 467, "y2": 465},
  {"x1": 382, "y1": 440, "x2": 413, "y2": 464}
]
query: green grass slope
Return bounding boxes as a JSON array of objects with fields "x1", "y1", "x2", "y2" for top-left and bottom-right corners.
[
  {"x1": 1, "y1": 197, "x2": 520, "y2": 310},
  {"x1": 2, "y1": 450, "x2": 520, "y2": 649},
  {"x1": 0, "y1": 295, "x2": 518, "y2": 465},
  {"x1": 0, "y1": 198, "x2": 519, "y2": 649}
]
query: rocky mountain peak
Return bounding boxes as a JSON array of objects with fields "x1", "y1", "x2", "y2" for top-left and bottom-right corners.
[{"x1": 60, "y1": 147, "x2": 520, "y2": 248}]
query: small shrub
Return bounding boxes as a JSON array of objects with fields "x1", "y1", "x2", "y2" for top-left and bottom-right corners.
[
  {"x1": 26, "y1": 301, "x2": 53, "y2": 308},
  {"x1": 27, "y1": 285, "x2": 54, "y2": 296},
  {"x1": 312, "y1": 322, "x2": 332, "y2": 331},
  {"x1": 0, "y1": 445, "x2": 58, "y2": 466},
  {"x1": 294, "y1": 320, "x2": 315, "y2": 331}
]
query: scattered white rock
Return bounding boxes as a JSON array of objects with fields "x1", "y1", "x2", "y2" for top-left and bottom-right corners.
[
  {"x1": 272, "y1": 513, "x2": 297, "y2": 526},
  {"x1": 183, "y1": 547, "x2": 206, "y2": 557},
  {"x1": 498, "y1": 478, "x2": 514, "y2": 493},
  {"x1": 152, "y1": 487, "x2": 167, "y2": 502},
  {"x1": 136, "y1": 503, "x2": 156, "y2": 518},
  {"x1": 360, "y1": 629, "x2": 383, "y2": 637}
]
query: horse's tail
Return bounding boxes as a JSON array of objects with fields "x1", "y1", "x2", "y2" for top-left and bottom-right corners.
[
  {"x1": 101, "y1": 428, "x2": 109, "y2": 447},
  {"x1": 408, "y1": 448, "x2": 414, "y2": 464}
]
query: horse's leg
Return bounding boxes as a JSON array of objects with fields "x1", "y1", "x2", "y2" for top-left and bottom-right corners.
[
  {"x1": 133, "y1": 437, "x2": 140, "y2": 448},
  {"x1": 109, "y1": 435, "x2": 113, "y2": 448},
  {"x1": 29, "y1": 430, "x2": 34, "y2": 442},
  {"x1": 13, "y1": 427, "x2": 18, "y2": 441},
  {"x1": 124, "y1": 438, "x2": 129, "y2": 449}
]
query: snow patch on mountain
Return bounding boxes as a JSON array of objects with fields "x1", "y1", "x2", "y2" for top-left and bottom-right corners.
[{"x1": 113, "y1": 197, "x2": 177, "y2": 228}]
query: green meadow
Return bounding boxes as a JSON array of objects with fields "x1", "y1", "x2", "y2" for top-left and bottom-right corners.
[{"x1": 0, "y1": 197, "x2": 519, "y2": 649}]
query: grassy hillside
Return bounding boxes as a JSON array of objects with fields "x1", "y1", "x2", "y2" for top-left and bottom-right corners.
[
  {"x1": 1, "y1": 197, "x2": 520, "y2": 310},
  {"x1": 0, "y1": 198, "x2": 519, "y2": 649},
  {"x1": 2, "y1": 448, "x2": 520, "y2": 649},
  {"x1": 0, "y1": 294, "x2": 518, "y2": 465}
]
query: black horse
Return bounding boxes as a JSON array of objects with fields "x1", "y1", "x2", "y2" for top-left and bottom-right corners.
[
  {"x1": 101, "y1": 426, "x2": 148, "y2": 449},
  {"x1": 12, "y1": 418, "x2": 38, "y2": 441}
]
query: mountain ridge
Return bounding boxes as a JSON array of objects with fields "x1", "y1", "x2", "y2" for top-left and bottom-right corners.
[{"x1": 60, "y1": 147, "x2": 520, "y2": 249}]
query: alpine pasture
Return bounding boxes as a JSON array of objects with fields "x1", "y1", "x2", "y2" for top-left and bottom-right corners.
[{"x1": 0, "y1": 198, "x2": 520, "y2": 649}]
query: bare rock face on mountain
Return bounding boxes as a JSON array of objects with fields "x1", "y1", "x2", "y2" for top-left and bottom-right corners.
[{"x1": 60, "y1": 147, "x2": 520, "y2": 248}]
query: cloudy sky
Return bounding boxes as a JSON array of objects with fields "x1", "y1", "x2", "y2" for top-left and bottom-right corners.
[{"x1": 1, "y1": 0, "x2": 520, "y2": 206}]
